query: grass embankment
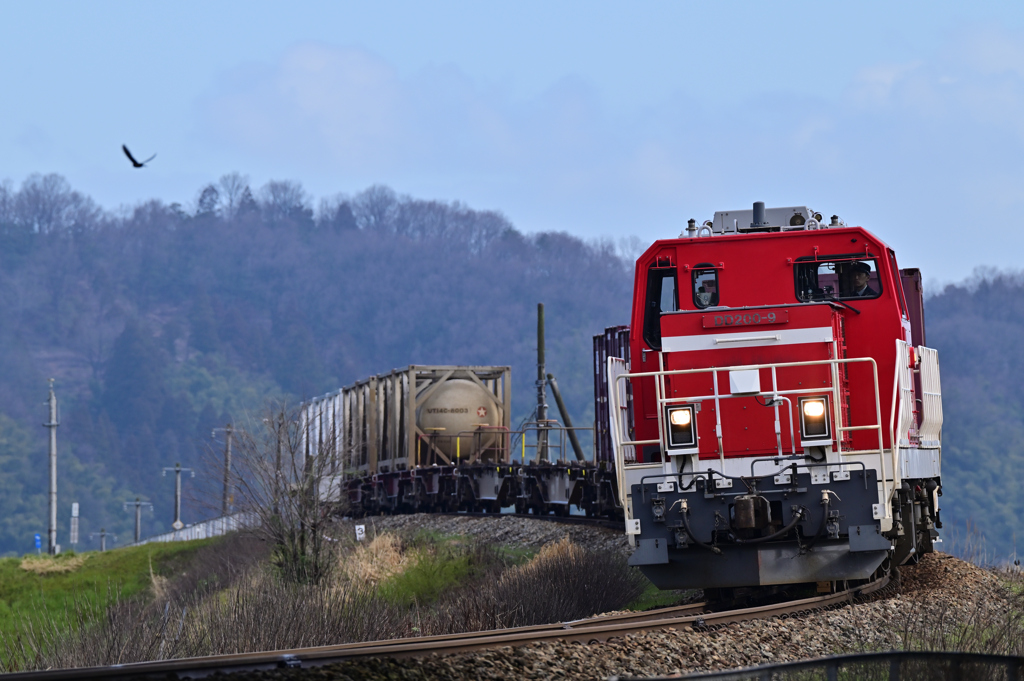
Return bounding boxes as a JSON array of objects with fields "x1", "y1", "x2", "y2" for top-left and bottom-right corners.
[
  {"x1": 361, "y1": 530, "x2": 686, "y2": 613},
  {"x1": 0, "y1": 539, "x2": 217, "y2": 640},
  {"x1": 7, "y1": 525, "x2": 677, "y2": 671},
  {"x1": 370, "y1": 533, "x2": 505, "y2": 607}
]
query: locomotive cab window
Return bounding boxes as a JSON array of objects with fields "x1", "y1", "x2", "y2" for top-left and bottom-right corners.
[
  {"x1": 692, "y1": 265, "x2": 719, "y2": 309},
  {"x1": 643, "y1": 267, "x2": 677, "y2": 350},
  {"x1": 795, "y1": 258, "x2": 882, "y2": 302}
]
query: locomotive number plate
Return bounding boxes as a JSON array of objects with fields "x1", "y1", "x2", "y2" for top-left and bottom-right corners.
[{"x1": 703, "y1": 310, "x2": 789, "y2": 329}]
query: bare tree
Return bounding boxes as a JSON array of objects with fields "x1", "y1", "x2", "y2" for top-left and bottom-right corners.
[
  {"x1": 259, "y1": 180, "x2": 312, "y2": 226},
  {"x1": 14, "y1": 173, "x2": 99, "y2": 235},
  {"x1": 230, "y1": 404, "x2": 343, "y2": 585},
  {"x1": 351, "y1": 184, "x2": 398, "y2": 232},
  {"x1": 0, "y1": 179, "x2": 14, "y2": 227},
  {"x1": 218, "y1": 172, "x2": 250, "y2": 221}
]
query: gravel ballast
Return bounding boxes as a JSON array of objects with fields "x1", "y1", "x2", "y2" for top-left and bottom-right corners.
[{"x1": 232, "y1": 515, "x2": 1019, "y2": 680}]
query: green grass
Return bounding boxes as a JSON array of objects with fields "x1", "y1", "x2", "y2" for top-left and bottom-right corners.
[
  {"x1": 625, "y1": 581, "x2": 694, "y2": 611},
  {"x1": 379, "y1": 548, "x2": 475, "y2": 606},
  {"x1": 0, "y1": 539, "x2": 217, "y2": 640},
  {"x1": 375, "y1": 532, "x2": 522, "y2": 608},
  {"x1": 377, "y1": 539, "x2": 504, "y2": 607}
]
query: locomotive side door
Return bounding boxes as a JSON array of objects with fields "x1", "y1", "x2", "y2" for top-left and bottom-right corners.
[{"x1": 636, "y1": 258, "x2": 678, "y2": 461}]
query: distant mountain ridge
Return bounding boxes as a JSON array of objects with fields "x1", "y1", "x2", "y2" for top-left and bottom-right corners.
[
  {"x1": 0, "y1": 173, "x2": 1017, "y2": 559},
  {"x1": 0, "y1": 174, "x2": 631, "y2": 554}
]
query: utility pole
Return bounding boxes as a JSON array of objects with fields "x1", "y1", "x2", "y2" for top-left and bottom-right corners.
[
  {"x1": 262, "y1": 414, "x2": 284, "y2": 517},
  {"x1": 44, "y1": 379, "x2": 59, "y2": 555},
  {"x1": 161, "y1": 463, "x2": 195, "y2": 531},
  {"x1": 90, "y1": 528, "x2": 115, "y2": 552},
  {"x1": 536, "y1": 303, "x2": 549, "y2": 462},
  {"x1": 211, "y1": 425, "x2": 234, "y2": 516},
  {"x1": 123, "y1": 497, "x2": 153, "y2": 543}
]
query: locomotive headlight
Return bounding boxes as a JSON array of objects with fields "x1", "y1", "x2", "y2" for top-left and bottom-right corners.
[
  {"x1": 665, "y1": 405, "x2": 697, "y2": 449},
  {"x1": 803, "y1": 400, "x2": 825, "y2": 418},
  {"x1": 799, "y1": 397, "x2": 830, "y2": 441},
  {"x1": 670, "y1": 409, "x2": 691, "y2": 427}
]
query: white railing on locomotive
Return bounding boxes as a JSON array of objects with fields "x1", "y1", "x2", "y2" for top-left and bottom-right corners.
[
  {"x1": 917, "y1": 346, "x2": 942, "y2": 449},
  {"x1": 610, "y1": 356, "x2": 891, "y2": 518},
  {"x1": 891, "y1": 341, "x2": 916, "y2": 455},
  {"x1": 613, "y1": 357, "x2": 884, "y2": 456},
  {"x1": 516, "y1": 421, "x2": 596, "y2": 464},
  {"x1": 889, "y1": 340, "x2": 942, "y2": 462},
  {"x1": 606, "y1": 356, "x2": 637, "y2": 463}
]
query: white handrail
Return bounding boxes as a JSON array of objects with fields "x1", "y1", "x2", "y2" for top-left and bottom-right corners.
[{"x1": 609, "y1": 355, "x2": 889, "y2": 521}]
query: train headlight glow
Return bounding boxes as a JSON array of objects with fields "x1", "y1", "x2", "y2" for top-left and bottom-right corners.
[
  {"x1": 665, "y1": 405, "x2": 697, "y2": 449},
  {"x1": 670, "y1": 409, "x2": 691, "y2": 427},
  {"x1": 803, "y1": 400, "x2": 825, "y2": 418},
  {"x1": 799, "y1": 397, "x2": 830, "y2": 441}
]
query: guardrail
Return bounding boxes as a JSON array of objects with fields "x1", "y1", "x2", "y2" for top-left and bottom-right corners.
[
  {"x1": 614, "y1": 650, "x2": 1024, "y2": 680},
  {"x1": 124, "y1": 511, "x2": 258, "y2": 547}
]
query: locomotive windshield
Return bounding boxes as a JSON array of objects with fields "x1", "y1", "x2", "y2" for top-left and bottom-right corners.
[
  {"x1": 795, "y1": 257, "x2": 882, "y2": 302},
  {"x1": 692, "y1": 266, "x2": 719, "y2": 309}
]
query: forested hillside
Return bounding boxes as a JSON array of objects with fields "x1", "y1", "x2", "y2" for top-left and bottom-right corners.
[
  {"x1": 0, "y1": 174, "x2": 632, "y2": 554},
  {"x1": 0, "y1": 173, "x2": 1020, "y2": 559},
  {"x1": 926, "y1": 272, "x2": 1024, "y2": 560}
]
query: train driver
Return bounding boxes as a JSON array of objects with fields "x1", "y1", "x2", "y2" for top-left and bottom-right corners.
[
  {"x1": 696, "y1": 281, "x2": 718, "y2": 307},
  {"x1": 850, "y1": 262, "x2": 877, "y2": 297}
]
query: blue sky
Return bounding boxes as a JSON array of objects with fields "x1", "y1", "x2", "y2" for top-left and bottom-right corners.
[{"x1": 3, "y1": 2, "x2": 1024, "y2": 284}]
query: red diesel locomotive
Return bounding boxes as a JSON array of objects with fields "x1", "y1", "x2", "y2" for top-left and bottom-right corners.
[{"x1": 609, "y1": 202, "x2": 942, "y2": 591}]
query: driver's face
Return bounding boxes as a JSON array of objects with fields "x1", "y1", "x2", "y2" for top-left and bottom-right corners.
[{"x1": 853, "y1": 271, "x2": 870, "y2": 288}]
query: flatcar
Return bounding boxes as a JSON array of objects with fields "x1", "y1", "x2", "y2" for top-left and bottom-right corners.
[{"x1": 609, "y1": 202, "x2": 943, "y2": 592}]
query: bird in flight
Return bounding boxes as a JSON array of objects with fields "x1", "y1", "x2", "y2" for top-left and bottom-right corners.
[{"x1": 122, "y1": 144, "x2": 156, "y2": 168}]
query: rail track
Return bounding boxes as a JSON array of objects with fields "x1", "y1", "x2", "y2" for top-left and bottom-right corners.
[{"x1": 5, "y1": 574, "x2": 891, "y2": 681}]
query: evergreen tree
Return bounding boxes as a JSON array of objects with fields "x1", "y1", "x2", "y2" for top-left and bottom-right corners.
[{"x1": 103, "y1": 319, "x2": 167, "y2": 436}]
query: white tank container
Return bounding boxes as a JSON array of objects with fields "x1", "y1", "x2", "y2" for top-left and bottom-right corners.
[{"x1": 418, "y1": 379, "x2": 501, "y2": 461}]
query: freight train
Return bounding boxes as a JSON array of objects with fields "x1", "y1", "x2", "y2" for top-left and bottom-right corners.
[
  {"x1": 303, "y1": 364, "x2": 621, "y2": 518},
  {"x1": 304, "y1": 202, "x2": 943, "y2": 592}
]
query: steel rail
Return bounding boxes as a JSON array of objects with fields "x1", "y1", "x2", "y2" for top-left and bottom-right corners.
[{"x1": 3, "y1": 576, "x2": 889, "y2": 681}]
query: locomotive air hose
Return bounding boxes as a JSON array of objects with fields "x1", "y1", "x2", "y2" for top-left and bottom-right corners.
[
  {"x1": 680, "y1": 504, "x2": 722, "y2": 555},
  {"x1": 801, "y1": 497, "x2": 831, "y2": 551},
  {"x1": 730, "y1": 506, "x2": 807, "y2": 544}
]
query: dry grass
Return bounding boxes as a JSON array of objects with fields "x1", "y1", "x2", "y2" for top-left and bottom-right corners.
[
  {"x1": 19, "y1": 555, "x2": 88, "y2": 575},
  {"x1": 339, "y1": 534, "x2": 410, "y2": 587},
  {"x1": 505, "y1": 536, "x2": 583, "y2": 582},
  {"x1": 148, "y1": 556, "x2": 170, "y2": 602},
  {"x1": 2, "y1": 531, "x2": 648, "y2": 671},
  {"x1": 890, "y1": 565, "x2": 1024, "y2": 657},
  {"x1": 488, "y1": 535, "x2": 648, "y2": 628}
]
